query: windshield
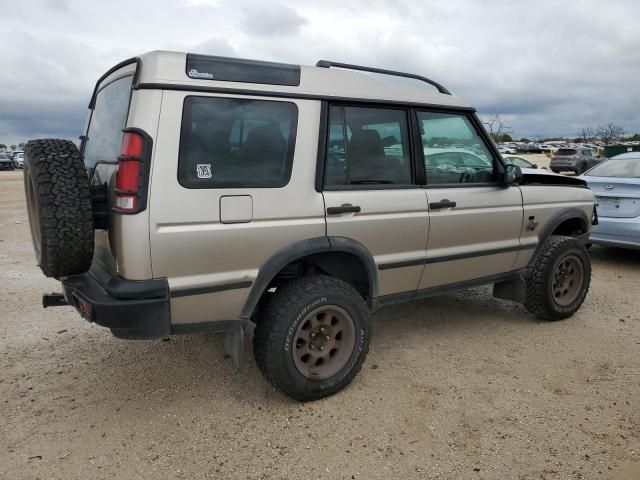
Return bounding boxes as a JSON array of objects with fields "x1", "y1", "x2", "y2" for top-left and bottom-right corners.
[
  {"x1": 556, "y1": 149, "x2": 577, "y2": 156},
  {"x1": 82, "y1": 75, "x2": 133, "y2": 170},
  {"x1": 586, "y1": 158, "x2": 640, "y2": 178}
]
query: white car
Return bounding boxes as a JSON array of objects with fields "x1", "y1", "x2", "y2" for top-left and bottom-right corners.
[
  {"x1": 498, "y1": 146, "x2": 517, "y2": 154},
  {"x1": 13, "y1": 152, "x2": 24, "y2": 168}
]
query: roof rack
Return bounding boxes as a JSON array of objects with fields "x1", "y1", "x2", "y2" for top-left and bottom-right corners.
[{"x1": 315, "y1": 60, "x2": 451, "y2": 96}]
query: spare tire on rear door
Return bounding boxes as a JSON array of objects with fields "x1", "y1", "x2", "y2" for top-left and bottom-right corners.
[{"x1": 24, "y1": 139, "x2": 94, "y2": 279}]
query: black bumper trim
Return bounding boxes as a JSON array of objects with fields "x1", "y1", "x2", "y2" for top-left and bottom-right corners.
[{"x1": 61, "y1": 268, "x2": 171, "y2": 340}]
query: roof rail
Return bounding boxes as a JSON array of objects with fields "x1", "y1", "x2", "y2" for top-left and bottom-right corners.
[{"x1": 315, "y1": 60, "x2": 451, "y2": 96}]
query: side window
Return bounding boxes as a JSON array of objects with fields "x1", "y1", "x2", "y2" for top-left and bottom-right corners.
[
  {"x1": 325, "y1": 105, "x2": 412, "y2": 186},
  {"x1": 83, "y1": 75, "x2": 133, "y2": 170},
  {"x1": 178, "y1": 96, "x2": 297, "y2": 188},
  {"x1": 417, "y1": 111, "x2": 497, "y2": 185},
  {"x1": 583, "y1": 150, "x2": 592, "y2": 157}
]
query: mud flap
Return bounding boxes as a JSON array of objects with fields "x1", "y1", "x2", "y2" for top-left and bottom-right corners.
[
  {"x1": 223, "y1": 323, "x2": 245, "y2": 368},
  {"x1": 493, "y1": 277, "x2": 527, "y2": 303}
]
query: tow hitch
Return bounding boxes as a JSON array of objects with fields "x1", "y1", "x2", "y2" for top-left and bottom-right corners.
[{"x1": 42, "y1": 293, "x2": 68, "y2": 308}]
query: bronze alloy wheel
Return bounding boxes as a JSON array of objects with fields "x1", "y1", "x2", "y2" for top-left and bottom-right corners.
[
  {"x1": 292, "y1": 305, "x2": 356, "y2": 380},
  {"x1": 551, "y1": 254, "x2": 584, "y2": 307}
]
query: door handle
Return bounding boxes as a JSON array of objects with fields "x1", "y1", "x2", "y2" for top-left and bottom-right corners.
[
  {"x1": 429, "y1": 199, "x2": 456, "y2": 210},
  {"x1": 327, "y1": 204, "x2": 362, "y2": 215}
]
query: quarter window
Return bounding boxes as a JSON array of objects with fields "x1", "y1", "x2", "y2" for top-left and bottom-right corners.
[
  {"x1": 83, "y1": 75, "x2": 133, "y2": 170},
  {"x1": 178, "y1": 97, "x2": 297, "y2": 188},
  {"x1": 417, "y1": 111, "x2": 497, "y2": 185},
  {"x1": 325, "y1": 106, "x2": 412, "y2": 186}
]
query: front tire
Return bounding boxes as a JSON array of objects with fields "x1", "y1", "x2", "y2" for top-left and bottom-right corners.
[
  {"x1": 525, "y1": 236, "x2": 591, "y2": 320},
  {"x1": 253, "y1": 275, "x2": 371, "y2": 401}
]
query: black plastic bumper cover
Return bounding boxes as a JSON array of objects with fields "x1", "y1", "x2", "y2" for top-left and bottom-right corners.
[{"x1": 61, "y1": 267, "x2": 170, "y2": 340}]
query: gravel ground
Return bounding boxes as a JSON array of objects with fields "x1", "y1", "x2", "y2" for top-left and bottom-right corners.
[{"x1": 1, "y1": 169, "x2": 638, "y2": 480}]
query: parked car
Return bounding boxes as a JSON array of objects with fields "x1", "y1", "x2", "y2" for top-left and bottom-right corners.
[
  {"x1": 540, "y1": 144, "x2": 559, "y2": 154},
  {"x1": 23, "y1": 51, "x2": 596, "y2": 401},
  {"x1": 503, "y1": 155, "x2": 540, "y2": 169},
  {"x1": 13, "y1": 151, "x2": 24, "y2": 168},
  {"x1": 578, "y1": 154, "x2": 640, "y2": 249},
  {"x1": 497, "y1": 146, "x2": 517, "y2": 155},
  {"x1": 0, "y1": 152, "x2": 14, "y2": 170},
  {"x1": 550, "y1": 147, "x2": 603, "y2": 175}
]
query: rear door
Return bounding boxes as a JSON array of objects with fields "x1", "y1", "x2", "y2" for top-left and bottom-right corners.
[
  {"x1": 322, "y1": 104, "x2": 429, "y2": 296},
  {"x1": 416, "y1": 111, "x2": 523, "y2": 289},
  {"x1": 80, "y1": 62, "x2": 146, "y2": 277}
]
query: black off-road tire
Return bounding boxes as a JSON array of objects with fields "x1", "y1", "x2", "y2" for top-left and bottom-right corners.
[
  {"x1": 24, "y1": 139, "x2": 94, "y2": 279},
  {"x1": 525, "y1": 235, "x2": 591, "y2": 321},
  {"x1": 253, "y1": 275, "x2": 371, "y2": 401}
]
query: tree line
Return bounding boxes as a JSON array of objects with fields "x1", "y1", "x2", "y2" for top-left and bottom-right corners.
[
  {"x1": 482, "y1": 114, "x2": 636, "y2": 144},
  {"x1": 0, "y1": 142, "x2": 26, "y2": 151}
]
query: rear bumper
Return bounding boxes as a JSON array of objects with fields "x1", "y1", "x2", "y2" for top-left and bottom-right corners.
[
  {"x1": 590, "y1": 216, "x2": 640, "y2": 249},
  {"x1": 61, "y1": 264, "x2": 171, "y2": 339},
  {"x1": 549, "y1": 161, "x2": 577, "y2": 170}
]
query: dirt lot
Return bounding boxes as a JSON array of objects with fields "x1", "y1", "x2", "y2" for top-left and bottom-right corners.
[{"x1": 1, "y1": 168, "x2": 638, "y2": 480}]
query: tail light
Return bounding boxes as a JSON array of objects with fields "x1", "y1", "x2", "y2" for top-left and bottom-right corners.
[{"x1": 114, "y1": 130, "x2": 147, "y2": 212}]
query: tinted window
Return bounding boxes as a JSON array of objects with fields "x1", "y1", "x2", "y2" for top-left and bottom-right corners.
[
  {"x1": 325, "y1": 106, "x2": 412, "y2": 186},
  {"x1": 586, "y1": 159, "x2": 640, "y2": 178},
  {"x1": 83, "y1": 75, "x2": 133, "y2": 170},
  {"x1": 178, "y1": 97, "x2": 297, "y2": 188},
  {"x1": 186, "y1": 54, "x2": 300, "y2": 86},
  {"x1": 0, "y1": 153, "x2": 8, "y2": 159},
  {"x1": 418, "y1": 112, "x2": 496, "y2": 184},
  {"x1": 556, "y1": 149, "x2": 577, "y2": 156}
]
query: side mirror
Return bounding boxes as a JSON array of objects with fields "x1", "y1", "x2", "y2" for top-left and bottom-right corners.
[{"x1": 503, "y1": 164, "x2": 523, "y2": 184}]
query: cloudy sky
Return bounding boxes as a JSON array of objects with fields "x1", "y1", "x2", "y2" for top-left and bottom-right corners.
[{"x1": 1, "y1": 0, "x2": 639, "y2": 145}]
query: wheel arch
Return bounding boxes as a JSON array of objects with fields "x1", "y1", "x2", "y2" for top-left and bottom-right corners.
[
  {"x1": 240, "y1": 236, "x2": 379, "y2": 320},
  {"x1": 528, "y1": 207, "x2": 590, "y2": 267}
]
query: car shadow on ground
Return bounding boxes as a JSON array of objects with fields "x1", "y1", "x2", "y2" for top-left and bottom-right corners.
[
  {"x1": 589, "y1": 244, "x2": 640, "y2": 268},
  {"x1": 35, "y1": 286, "x2": 536, "y2": 406}
]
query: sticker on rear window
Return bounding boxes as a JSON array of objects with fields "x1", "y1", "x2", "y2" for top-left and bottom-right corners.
[{"x1": 196, "y1": 164, "x2": 212, "y2": 179}]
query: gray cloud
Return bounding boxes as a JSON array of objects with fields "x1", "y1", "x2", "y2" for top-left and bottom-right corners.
[
  {"x1": 241, "y1": 2, "x2": 309, "y2": 37},
  {"x1": 0, "y1": 0, "x2": 639, "y2": 144}
]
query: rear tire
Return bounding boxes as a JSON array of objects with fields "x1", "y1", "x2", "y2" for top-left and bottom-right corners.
[
  {"x1": 24, "y1": 139, "x2": 94, "y2": 278},
  {"x1": 525, "y1": 236, "x2": 591, "y2": 321},
  {"x1": 253, "y1": 275, "x2": 371, "y2": 401}
]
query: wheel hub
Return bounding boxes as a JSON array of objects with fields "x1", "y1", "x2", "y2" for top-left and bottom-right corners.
[
  {"x1": 292, "y1": 305, "x2": 356, "y2": 380},
  {"x1": 552, "y1": 254, "x2": 584, "y2": 307}
]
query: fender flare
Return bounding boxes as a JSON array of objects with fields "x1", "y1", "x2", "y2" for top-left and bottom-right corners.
[
  {"x1": 528, "y1": 207, "x2": 590, "y2": 267},
  {"x1": 240, "y1": 236, "x2": 378, "y2": 319}
]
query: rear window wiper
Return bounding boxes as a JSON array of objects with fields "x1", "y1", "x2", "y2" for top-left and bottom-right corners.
[{"x1": 350, "y1": 180, "x2": 394, "y2": 184}]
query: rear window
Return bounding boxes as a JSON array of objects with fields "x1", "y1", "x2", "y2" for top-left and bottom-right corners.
[
  {"x1": 586, "y1": 159, "x2": 640, "y2": 178},
  {"x1": 556, "y1": 149, "x2": 577, "y2": 156},
  {"x1": 82, "y1": 75, "x2": 133, "y2": 170},
  {"x1": 178, "y1": 97, "x2": 298, "y2": 188}
]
